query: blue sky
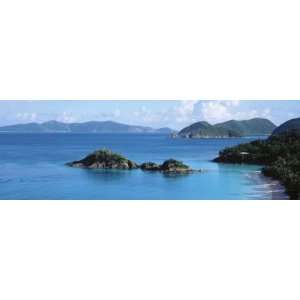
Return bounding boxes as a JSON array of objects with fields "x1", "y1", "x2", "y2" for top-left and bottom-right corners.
[{"x1": 0, "y1": 100, "x2": 299, "y2": 130}]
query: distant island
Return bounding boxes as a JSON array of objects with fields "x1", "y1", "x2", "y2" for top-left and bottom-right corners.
[
  {"x1": 67, "y1": 149, "x2": 198, "y2": 174},
  {"x1": 0, "y1": 120, "x2": 175, "y2": 134},
  {"x1": 214, "y1": 117, "x2": 300, "y2": 199},
  {"x1": 0, "y1": 118, "x2": 277, "y2": 138},
  {"x1": 175, "y1": 118, "x2": 276, "y2": 138}
]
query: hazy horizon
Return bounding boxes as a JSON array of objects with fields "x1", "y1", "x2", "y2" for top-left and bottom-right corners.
[{"x1": 0, "y1": 100, "x2": 299, "y2": 130}]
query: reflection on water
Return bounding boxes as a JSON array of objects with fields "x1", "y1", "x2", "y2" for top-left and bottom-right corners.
[
  {"x1": 161, "y1": 172, "x2": 194, "y2": 179},
  {"x1": 82, "y1": 168, "x2": 133, "y2": 180}
]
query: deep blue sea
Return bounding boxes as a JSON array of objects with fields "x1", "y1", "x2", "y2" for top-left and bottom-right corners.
[{"x1": 0, "y1": 133, "x2": 287, "y2": 200}]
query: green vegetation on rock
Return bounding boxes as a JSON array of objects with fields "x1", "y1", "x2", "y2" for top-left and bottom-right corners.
[
  {"x1": 67, "y1": 149, "x2": 139, "y2": 169},
  {"x1": 141, "y1": 159, "x2": 194, "y2": 173},
  {"x1": 68, "y1": 150, "x2": 197, "y2": 174},
  {"x1": 160, "y1": 159, "x2": 190, "y2": 172},
  {"x1": 178, "y1": 121, "x2": 238, "y2": 138},
  {"x1": 215, "y1": 118, "x2": 276, "y2": 136}
]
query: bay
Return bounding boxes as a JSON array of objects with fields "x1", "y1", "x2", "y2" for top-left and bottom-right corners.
[{"x1": 0, "y1": 133, "x2": 287, "y2": 200}]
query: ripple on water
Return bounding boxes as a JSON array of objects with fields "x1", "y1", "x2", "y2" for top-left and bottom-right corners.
[{"x1": 244, "y1": 171, "x2": 288, "y2": 200}]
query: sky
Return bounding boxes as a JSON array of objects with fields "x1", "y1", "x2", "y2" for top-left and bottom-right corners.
[{"x1": 0, "y1": 100, "x2": 299, "y2": 130}]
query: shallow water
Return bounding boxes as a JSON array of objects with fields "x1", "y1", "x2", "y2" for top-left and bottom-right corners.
[{"x1": 0, "y1": 133, "x2": 287, "y2": 200}]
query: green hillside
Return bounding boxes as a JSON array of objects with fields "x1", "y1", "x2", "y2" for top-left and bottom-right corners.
[
  {"x1": 178, "y1": 121, "x2": 238, "y2": 138},
  {"x1": 178, "y1": 118, "x2": 275, "y2": 138},
  {"x1": 272, "y1": 118, "x2": 300, "y2": 136},
  {"x1": 215, "y1": 118, "x2": 276, "y2": 136}
]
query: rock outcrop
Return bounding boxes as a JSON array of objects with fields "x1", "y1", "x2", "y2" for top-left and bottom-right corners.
[
  {"x1": 141, "y1": 159, "x2": 196, "y2": 173},
  {"x1": 67, "y1": 149, "x2": 198, "y2": 174},
  {"x1": 66, "y1": 149, "x2": 139, "y2": 169},
  {"x1": 67, "y1": 149, "x2": 200, "y2": 175},
  {"x1": 140, "y1": 162, "x2": 161, "y2": 171}
]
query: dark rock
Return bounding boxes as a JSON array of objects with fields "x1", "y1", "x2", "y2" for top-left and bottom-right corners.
[
  {"x1": 140, "y1": 162, "x2": 160, "y2": 171},
  {"x1": 160, "y1": 159, "x2": 192, "y2": 173}
]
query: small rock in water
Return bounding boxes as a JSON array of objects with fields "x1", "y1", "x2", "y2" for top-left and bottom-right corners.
[
  {"x1": 141, "y1": 159, "x2": 198, "y2": 174},
  {"x1": 66, "y1": 149, "x2": 139, "y2": 169},
  {"x1": 67, "y1": 149, "x2": 200, "y2": 174},
  {"x1": 140, "y1": 162, "x2": 161, "y2": 171}
]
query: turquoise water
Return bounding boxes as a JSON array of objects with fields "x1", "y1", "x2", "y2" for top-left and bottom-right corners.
[{"x1": 0, "y1": 133, "x2": 287, "y2": 200}]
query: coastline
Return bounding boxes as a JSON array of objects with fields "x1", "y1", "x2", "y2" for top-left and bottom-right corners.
[
  {"x1": 213, "y1": 132, "x2": 300, "y2": 200},
  {"x1": 246, "y1": 170, "x2": 289, "y2": 200}
]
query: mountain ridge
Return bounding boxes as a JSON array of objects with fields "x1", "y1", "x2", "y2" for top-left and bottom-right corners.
[
  {"x1": 272, "y1": 117, "x2": 300, "y2": 136},
  {"x1": 0, "y1": 120, "x2": 175, "y2": 134},
  {"x1": 177, "y1": 118, "x2": 276, "y2": 138}
]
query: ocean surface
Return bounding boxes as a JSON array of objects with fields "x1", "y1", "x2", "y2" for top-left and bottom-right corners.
[{"x1": 0, "y1": 133, "x2": 287, "y2": 200}]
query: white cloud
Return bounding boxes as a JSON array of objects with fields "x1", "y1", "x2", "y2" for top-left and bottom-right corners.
[
  {"x1": 173, "y1": 100, "x2": 198, "y2": 124},
  {"x1": 129, "y1": 100, "x2": 244, "y2": 128},
  {"x1": 57, "y1": 112, "x2": 77, "y2": 123},
  {"x1": 93, "y1": 109, "x2": 122, "y2": 120},
  {"x1": 113, "y1": 109, "x2": 121, "y2": 118},
  {"x1": 227, "y1": 100, "x2": 240, "y2": 107},
  {"x1": 198, "y1": 101, "x2": 272, "y2": 124},
  {"x1": 261, "y1": 108, "x2": 271, "y2": 118},
  {"x1": 16, "y1": 112, "x2": 38, "y2": 122},
  {"x1": 131, "y1": 101, "x2": 200, "y2": 128},
  {"x1": 200, "y1": 101, "x2": 233, "y2": 123}
]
